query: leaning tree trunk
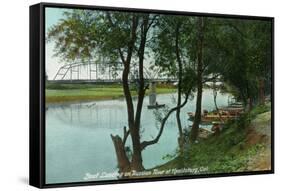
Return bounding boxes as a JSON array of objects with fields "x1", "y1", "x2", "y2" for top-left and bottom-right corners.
[
  {"x1": 213, "y1": 87, "x2": 224, "y2": 123},
  {"x1": 190, "y1": 75, "x2": 203, "y2": 142},
  {"x1": 190, "y1": 17, "x2": 204, "y2": 143},
  {"x1": 109, "y1": 15, "x2": 144, "y2": 173},
  {"x1": 110, "y1": 135, "x2": 131, "y2": 173},
  {"x1": 130, "y1": 129, "x2": 144, "y2": 171},
  {"x1": 122, "y1": 61, "x2": 144, "y2": 171},
  {"x1": 175, "y1": 22, "x2": 184, "y2": 152},
  {"x1": 130, "y1": 15, "x2": 150, "y2": 171}
]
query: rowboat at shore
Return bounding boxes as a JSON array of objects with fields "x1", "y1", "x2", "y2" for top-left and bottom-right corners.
[
  {"x1": 187, "y1": 112, "x2": 238, "y2": 124},
  {"x1": 187, "y1": 103, "x2": 244, "y2": 124}
]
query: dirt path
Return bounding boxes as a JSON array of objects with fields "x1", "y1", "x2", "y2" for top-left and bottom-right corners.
[{"x1": 245, "y1": 111, "x2": 271, "y2": 171}]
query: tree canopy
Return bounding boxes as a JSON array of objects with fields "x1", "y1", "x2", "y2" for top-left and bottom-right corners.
[{"x1": 47, "y1": 9, "x2": 272, "y2": 169}]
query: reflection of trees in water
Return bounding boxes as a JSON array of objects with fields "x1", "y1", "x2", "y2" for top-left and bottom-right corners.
[{"x1": 47, "y1": 102, "x2": 126, "y2": 129}]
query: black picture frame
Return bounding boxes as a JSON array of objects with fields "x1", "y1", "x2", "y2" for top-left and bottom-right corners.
[{"x1": 30, "y1": 2, "x2": 274, "y2": 189}]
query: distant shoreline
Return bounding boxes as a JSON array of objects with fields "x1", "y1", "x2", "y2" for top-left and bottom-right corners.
[{"x1": 46, "y1": 89, "x2": 176, "y2": 106}]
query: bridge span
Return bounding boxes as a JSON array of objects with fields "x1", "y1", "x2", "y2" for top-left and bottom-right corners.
[{"x1": 50, "y1": 61, "x2": 177, "y2": 84}]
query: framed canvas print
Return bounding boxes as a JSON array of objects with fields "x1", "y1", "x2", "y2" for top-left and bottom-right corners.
[{"x1": 29, "y1": 2, "x2": 274, "y2": 188}]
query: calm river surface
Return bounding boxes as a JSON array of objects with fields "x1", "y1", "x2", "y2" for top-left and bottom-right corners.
[{"x1": 46, "y1": 89, "x2": 230, "y2": 183}]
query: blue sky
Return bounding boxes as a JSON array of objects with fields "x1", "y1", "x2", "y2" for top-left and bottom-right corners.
[
  {"x1": 44, "y1": 7, "x2": 161, "y2": 80},
  {"x1": 45, "y1": 7, "x2": 70, "y2": 79},
  {"x1": 45, "y1": 7, "x2": 65, "y2": 31}
]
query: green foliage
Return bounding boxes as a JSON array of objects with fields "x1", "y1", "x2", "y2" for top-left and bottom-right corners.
[
  {"x1": 152, "y1": 15, "x2": 195, "y2": 80},
  {"x1": 182, "y1": 67, "x2": 197, "y2": 93},
  {"x1": 47, "y1": 9, "x2": 271, "y2": 107},
  {"x1": 155, "y1": 104, "x2": 270, "y2": 173},
  {"x1": 46, "y1": 9, "x2": 272, "y2": 172},
  {"x1": 47, "y1": 10, "x2": 100, "y2": 62},
  {"x1": 181, "y1": 123, "x2": 248, "y2": 173},
  {"x1": 249, "y1": 104, "x2": 271, "y2": 119},
  {"x1": 209, "y1": 19, "x2": 272, "y2": 104}
]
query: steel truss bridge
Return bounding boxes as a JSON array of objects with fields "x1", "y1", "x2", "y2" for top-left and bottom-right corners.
[{"x1": 50, "y1": 61, "x2": 177, "y2": 83}]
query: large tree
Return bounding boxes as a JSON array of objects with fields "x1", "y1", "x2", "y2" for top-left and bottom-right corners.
[
  {"x1": 189, "y1": 17, "x2": 205, "y2": 142},
  {"x1": 188, "y1": 17, "x2": 221, "y2": 142},
  {"x1": 152, "y1": 15, "x2": 196, "y2": 151},
  {"x1": 47, "y1": 10, "x2": 272, "y2": 170},
  {"x1": 209, "y1": 19, "x2": 272, "y2": 108},
  {"x1": 48, "y1": 10, "x2": 172, "y2": 173}
]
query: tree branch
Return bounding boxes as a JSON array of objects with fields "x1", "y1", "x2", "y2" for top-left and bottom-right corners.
[
  {"x1": 175, "y1": 21, "x2": 183, "y2": 137},
  {"x1": 105, "y1": 13, "x2": 126, "y2": 65},
  {"x1": 140, "y1": 90, "x2": 191, "y2": 150},
  {"x1": 135, "y1": 15, "x2": 149, "y2": 128},
  {"x1": 147, "y1": 15, "x2": 158, "y2": 31},
  {"x1": 122, "y1": 15, "x2": 139, "y2": 131},
  {"x1": 118, "y1": 48, "x2": 126, "y2": 64},
  {"x1": 122, "y1": 126, "x2": 130, "y2": 145},
  {"x1": 202, "y1": 74, "x2": 220, "y2": 83}
]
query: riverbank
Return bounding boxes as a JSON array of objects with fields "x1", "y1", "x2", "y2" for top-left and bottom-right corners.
[
  {"x1": 150, "y1": 103, "x2": 271, "y2": 176},
  {"x1": 46, "y1": 83, "x2": 176, "y2": 103}
]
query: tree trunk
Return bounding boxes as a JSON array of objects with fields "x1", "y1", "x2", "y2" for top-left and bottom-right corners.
[
  {"x1": 140, "y1": 91, "x2": 192, "y2": 151},
  {"x1": 175, "y1": 22, "x2": 184, "y2": 152},
  {"x1": 130, "y1": 129, "x2": 144, "y2": 171},
  {"x1": 249, "y1": 97, "x2": 253, "y2": 111},
  {"x1": 110, "y1": 135, "x2": 131, "y2": 173},
  {"x1": 111, "y1": 15, "x2": 144, "y2": 173},
  {"x1": 190, "y1": 17, "x2": 204, "y2": 143},
  {"x1": 130, "y1": 16, "x2": 150, "y2": 171},
  {"x1": 258, "y1": 78, "x2": 265, "y2": 105},
  {"x1": 213, "y1": 88, "x2": 224, "y2": 123}
]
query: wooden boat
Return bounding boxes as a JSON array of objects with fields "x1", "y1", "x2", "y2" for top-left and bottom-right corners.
[
  {"x1": 187, "y1": 111, "x2": 238, "y2": 124},
  {"x1": 202, "y1": 113, "x2": 237, "y2": 123},
  {"x1": 187, "y1": 101, "x2": 244, "y2": 124},
  {"x1": 219, "y1": 107, "x2": 244, "y2": 115},
  {"x1": 228, "y1": 104, "x2": 243, "y2": 108},
  {"x1": 230, "y1": 101, "x2": 243, "y2": 105},
  {"x1": 188, "y1": 112, "x2": 217, "y2": 124},
  {"x1": 147, "y1": 104, "x2": 165, "y2": 109}
]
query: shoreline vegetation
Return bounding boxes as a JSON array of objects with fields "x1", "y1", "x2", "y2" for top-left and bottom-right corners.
[
  {"x1": 110, "y1": 103, "x2": 271, "y2": 180},
  {"x1": 83, "y1": 103, "x2": 271, "y2": 181},
  {"x1": 148, "y1": 103, "x2": 271, "y2": 176},
  {"x1": 45, "y1": 9, "x2": 272, "y2": 182},
  {"x1": 46, "y1": 81, "x2": 271, "y2": 175},
  {"x1": 46, "y1": 82, "x2": 177, "y2": 104},
  {"x1": 46, "y1": 81, "x2": 271, "y2": 177}
]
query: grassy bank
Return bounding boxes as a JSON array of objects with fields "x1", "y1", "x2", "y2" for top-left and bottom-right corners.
[
  {"x1": 153, "y1": 104, "x2": 271, "y2": 175},
  {"x1": 46, "y1": 82, "x2": 176, "y2": 103}
]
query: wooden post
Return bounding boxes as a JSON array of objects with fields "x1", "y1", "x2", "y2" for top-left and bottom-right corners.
[
  {"x1": 70, "y1": 67, "x2": 72, "y2": 81},
  {"x1": 89, "y1": 63, "x2": 91, "y2": 80},
  {"x1": 96, "y1": 63, "x2": 98, "y2": 79},
  {"x1": 78, "y1": 65, "x2": 80, "y2": 80},
  {"x1": 149, "y1": 81, "x2": 156, "y2": 106}
]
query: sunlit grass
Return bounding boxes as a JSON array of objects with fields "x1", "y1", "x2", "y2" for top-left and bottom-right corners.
[
  {"x1": 153, "y1": 104, "x2": 271, "y2": 174},
  {"x1": 45, "y1": 84, "x2": 176, "y2": 103}
]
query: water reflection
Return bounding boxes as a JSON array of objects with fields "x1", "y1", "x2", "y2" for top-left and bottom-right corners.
[
  {"x1": 48, "y1": 101, "x2": 127, "y2": 129},
  {"x1": 46, "y1": 89, "x2": 230, "y2": 184}
]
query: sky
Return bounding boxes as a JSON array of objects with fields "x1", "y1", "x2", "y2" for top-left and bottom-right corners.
[
  {"x1": 45, "y1": 7, "x2": 68, "y2": 80},
  {"x1": 45, "y1": 7, "x2": 156, "y2": 81},
  {"x1": 45, "y1": 7, "x2": 141, "y2": 80}
]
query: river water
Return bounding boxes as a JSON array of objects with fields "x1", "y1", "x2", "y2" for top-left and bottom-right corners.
[{"x1": 46, "y1": 89, "x2": 230, "y2": 184}]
